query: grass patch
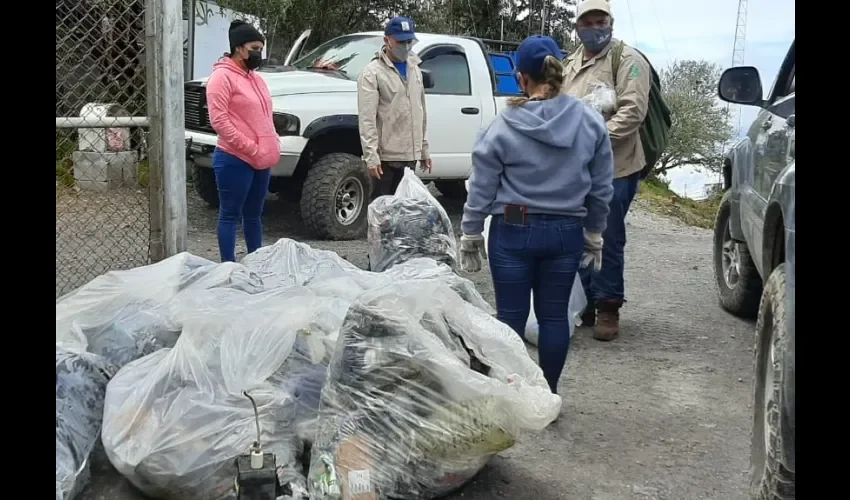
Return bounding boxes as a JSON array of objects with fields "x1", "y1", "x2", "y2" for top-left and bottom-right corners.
[
  {"x1": 137, "y1": 159, "x2": 150, "y2": 188},
  {"x1": 636, "y1": 178, "x2": 721, "y2": 229},
  {"x1": 56, "y1": 134, "x2": 76, "y2": 187}
]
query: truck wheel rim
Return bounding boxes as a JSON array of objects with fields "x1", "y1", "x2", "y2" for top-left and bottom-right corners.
[
  {"x1": 721, "y1": 219, "x2": 741, "y2": 289},
  {"x1": 335, "y1": 177, "x2": 363, "y2": 226}
]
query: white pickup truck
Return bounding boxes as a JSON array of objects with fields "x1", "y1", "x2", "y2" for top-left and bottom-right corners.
[{"x1": 184, "y1": 30, "x2": 522, "y2": 240}]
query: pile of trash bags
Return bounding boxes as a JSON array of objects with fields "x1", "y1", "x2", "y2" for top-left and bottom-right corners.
[
  {"x1": 56, "y1": 235, "x2": 561, "y2": 500},
  {"x1": 367, "y1": 169, "x2": 457, "y2": 272}
]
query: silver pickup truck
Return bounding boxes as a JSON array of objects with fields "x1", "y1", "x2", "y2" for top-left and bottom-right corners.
[{"x1": 714, "y1": 39, "x2": 795, "y2": 500}]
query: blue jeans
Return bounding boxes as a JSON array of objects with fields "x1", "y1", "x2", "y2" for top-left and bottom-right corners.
[
  {"x1": 213, "y1": 149, "x2": 271, "y2": 262},
  {"x1": 488, "y1": 214, "x2": 584, "y2": 394},
  {"x1": 580, "y1": 172, "x2": 640, "y2": 303}
]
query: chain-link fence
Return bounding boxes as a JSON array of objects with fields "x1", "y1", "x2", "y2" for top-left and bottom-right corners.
[{"x1": 56, "y1": 0, "x2": 186, "y2": 297}]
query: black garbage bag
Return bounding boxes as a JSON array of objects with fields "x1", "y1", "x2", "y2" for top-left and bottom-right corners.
[
  {"x1": 56, "y1": 348, "x2": 117, "y2": 500},
  {"x1": 367, "y1": 169, "x2": 457, "y2": 272}
]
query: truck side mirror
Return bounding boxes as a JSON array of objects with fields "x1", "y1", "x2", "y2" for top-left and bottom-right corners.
[
  {"x1": 421, "y1": 69, "x2": 435, "y2": 89},
  {"x1": 718, "y1": 66, "x2": 764, "y2": 106}
]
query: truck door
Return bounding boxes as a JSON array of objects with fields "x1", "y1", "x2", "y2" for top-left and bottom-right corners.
[
  {"x1": 740, "y1": 49, "x2": 795, "y2": 265},
  {"x1": 417, "y1": 44, "x2": 484, "y2": 179},
  {"x1": 284, "y1": 29, "x2": 312, "y2": 66}
]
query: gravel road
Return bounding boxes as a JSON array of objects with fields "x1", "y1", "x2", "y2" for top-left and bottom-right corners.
[{"x1": 79, "y1": 187, "x2": 756, "y2": 500}]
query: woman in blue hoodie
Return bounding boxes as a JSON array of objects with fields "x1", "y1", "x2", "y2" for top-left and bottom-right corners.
[{"x1": 460, "y1": 35, "x2": 615, "y2": 394}]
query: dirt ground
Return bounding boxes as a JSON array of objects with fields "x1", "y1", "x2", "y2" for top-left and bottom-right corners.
[{"x1": 76, "y1": 187, "x2": 756, "y2": 500}]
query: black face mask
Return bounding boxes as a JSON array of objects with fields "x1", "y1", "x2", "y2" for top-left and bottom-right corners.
[{"x1": 246, "y1": 50, "x2": 263, "y2": 70}]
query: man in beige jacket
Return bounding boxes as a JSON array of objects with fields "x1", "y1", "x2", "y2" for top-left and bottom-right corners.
[
  {"x1": 562, "y1": 0, "x2": 651, "y2": 341},
  {"x1": 358, "y1": 16, "x2": 431, "y2": 196}
]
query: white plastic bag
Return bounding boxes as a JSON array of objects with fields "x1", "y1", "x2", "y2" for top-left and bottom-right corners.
[
  {"x1": 581, "y1": 82, "x2": 618, "y2": 119},
  {"x1": 307, "y1": 280, "x2": 561, "y2": 499},
  {"x1": 367, "y1": 169, "x2": 458, "y2": 272}
]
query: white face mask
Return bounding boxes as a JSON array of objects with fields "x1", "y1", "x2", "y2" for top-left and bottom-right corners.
[{"x1": 390, "y1": 43, "x2": 410, "y2": 61}]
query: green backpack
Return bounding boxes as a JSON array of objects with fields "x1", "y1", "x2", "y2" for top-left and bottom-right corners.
[{"x1": 610, "y1": 40, "x2": 672, "y2": 179}]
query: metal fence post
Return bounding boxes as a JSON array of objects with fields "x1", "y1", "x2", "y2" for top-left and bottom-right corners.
[{"x1": 146, "y1": 0, "x2": 187, "y2": 262}]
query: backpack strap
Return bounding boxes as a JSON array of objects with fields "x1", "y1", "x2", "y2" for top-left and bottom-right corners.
[{"x1": 610, "y1": 40, "x2": 625, "y2": 87}]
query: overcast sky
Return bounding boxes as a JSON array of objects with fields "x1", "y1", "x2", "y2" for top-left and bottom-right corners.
[{"x1": 604, "y1": 0, "x2": 795, "y2": 137}]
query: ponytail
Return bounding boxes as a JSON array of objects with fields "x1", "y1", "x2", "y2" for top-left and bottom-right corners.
[{"x1": 507, "y1": 55, "x2": 566, "y2": 108}]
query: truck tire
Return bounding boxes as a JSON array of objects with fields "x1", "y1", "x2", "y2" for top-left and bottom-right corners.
[
  {"x1": 713, "y1": 191, "x2": 762, "y2": 318},
  {"x1": 435, "y1": 180, "x2": 467, "y2": 200},
  {"x1": 750, "y1": 264, "x2": 795, "y2": 500},
  {"x1": 301, "y1": 153, "x2": 371, "y2": 240},
  {"x1": 193, "y1": 164, "x2": 219, "y2": 208}
]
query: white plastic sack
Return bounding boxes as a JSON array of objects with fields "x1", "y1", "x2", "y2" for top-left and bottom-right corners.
[
  {"x1": 367, "y1": 169, "x2": 458, "y2": 272},
  {"x1": 307, "y1": 280, "x2": 561, "y2": 499},
  {"x1": 101, "y1": 286, "x2": 342, "y2": 500}
]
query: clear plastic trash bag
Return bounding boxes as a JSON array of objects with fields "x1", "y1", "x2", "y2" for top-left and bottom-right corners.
[
  {"x1": 56, "y1": 348, "x2": 116, "y2": 500},
  {"x1": 367, "y1": 169, "x2": 458, "y2": 272},
  {"x1": 243, "y1": 239, "x2": 492, "y2": 314},
  {"x1": 56, "y1": 253, "x2": 264, "y2": 368},
  {"x1": 101, "y1": 286, "x2": 342, "y2": 500},
  {"x1": 307, "y1": 280, "x2": 561, "y2": 499}
]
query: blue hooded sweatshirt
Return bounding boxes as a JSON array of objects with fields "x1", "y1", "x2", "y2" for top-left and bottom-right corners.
[{"x1": 461, "y1": 94, "x2": 615, "y2": 235}]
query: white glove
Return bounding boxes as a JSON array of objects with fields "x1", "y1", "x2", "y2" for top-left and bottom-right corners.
[
  {"x1": 460, "y1": 234, "x2": 487, "y2": 273},
  {"x1": 581, "y1": 231, "x2": 603, "y2": 272}
]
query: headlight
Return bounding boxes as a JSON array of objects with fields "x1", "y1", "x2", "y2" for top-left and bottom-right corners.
[{"x1": 273, "y1": 112, "x2": 300, "y2": 136}]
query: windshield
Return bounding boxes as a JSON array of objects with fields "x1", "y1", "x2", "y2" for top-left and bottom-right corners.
[{"x1": 292, "y1": 34, "x2": 384, "y2": 80}]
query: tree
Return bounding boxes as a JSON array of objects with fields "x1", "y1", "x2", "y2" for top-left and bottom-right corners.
[
  {"x1": 657, "y1": 60, "x2": 734, "y2": 176},
  {"x1": 214, "y1": 0, "x2": 576, "y2": 60}
]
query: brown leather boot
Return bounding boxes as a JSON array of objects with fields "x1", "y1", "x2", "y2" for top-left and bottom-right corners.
[{"x1": 593, "y1": 299, "x2": 622, "y2": 341}]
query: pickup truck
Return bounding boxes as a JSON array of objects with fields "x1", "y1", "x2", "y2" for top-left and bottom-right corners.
[
  {"x1": 184, "y1": 30, "x2": 522, "y2": 240},
  {"x1": 714, "y1": 40, "x2": 795, "y2": 500}
]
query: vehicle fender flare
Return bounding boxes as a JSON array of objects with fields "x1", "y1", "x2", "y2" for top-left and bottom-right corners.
[
  {"x1": 303, "y1": 114, "x2": 359, "y2": 139},
  {"x1": 763, "y1": 164, "x2": 795, "y2": 274}
]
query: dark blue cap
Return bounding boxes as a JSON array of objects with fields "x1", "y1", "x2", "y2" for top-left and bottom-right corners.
[
  {"x1": 515, "y1": 35, "x2": 564, "y2": 75},
  {"x1": 385, "y1": 16, "x2": 416, "y2": 42}
]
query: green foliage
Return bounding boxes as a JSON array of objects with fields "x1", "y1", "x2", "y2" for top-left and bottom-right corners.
[
  {"x1": 637, "y1": 176, "x2": 721, "y2": 229},
  {"x1": 56, "y1": 133, "x2": 76, "y2": 187},
  {"x1": 213, "y1": 0, "x2": 577, "y2": 60},
  {"x1": 658, "y1": 60, "x2": 734, "y2": 175}
]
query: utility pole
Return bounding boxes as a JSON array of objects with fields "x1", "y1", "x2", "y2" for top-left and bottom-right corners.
[
  {"x1": 541, "y1": 0, "x2": 549, "y2": 34},
  {"x1": 728, "y1": 0, "x2": 748, "y2": 137}
]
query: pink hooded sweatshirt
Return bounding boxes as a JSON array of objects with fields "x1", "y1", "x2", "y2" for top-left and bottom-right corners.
[{"x1": 205, "y1": 57, "x2": 281, "y2": 169}]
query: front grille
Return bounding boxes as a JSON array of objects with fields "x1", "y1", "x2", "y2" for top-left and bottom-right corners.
[{"x1": 184, "y1": 83, "x2": 215, "y2": 134}]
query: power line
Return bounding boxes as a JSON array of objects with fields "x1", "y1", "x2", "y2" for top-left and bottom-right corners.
[
  {"x1": 623, "y1": 0, "x2": 640, "y2": 48},
  {"x1": 647, "y1": 0, "x2": 673, "y2": 62}
]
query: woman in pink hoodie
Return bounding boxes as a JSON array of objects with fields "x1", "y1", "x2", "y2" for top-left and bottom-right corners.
[{"x1": 205, "y1": 20, "x2": 281, "y2": 262}]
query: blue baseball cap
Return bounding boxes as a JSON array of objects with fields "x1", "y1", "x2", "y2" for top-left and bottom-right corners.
[
  {"x1": 515, "y1": 35, "x2": 564, "y2": 75},
  {"x1": 385, "y1": 16, "x2": 417, "y2": 42}
]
